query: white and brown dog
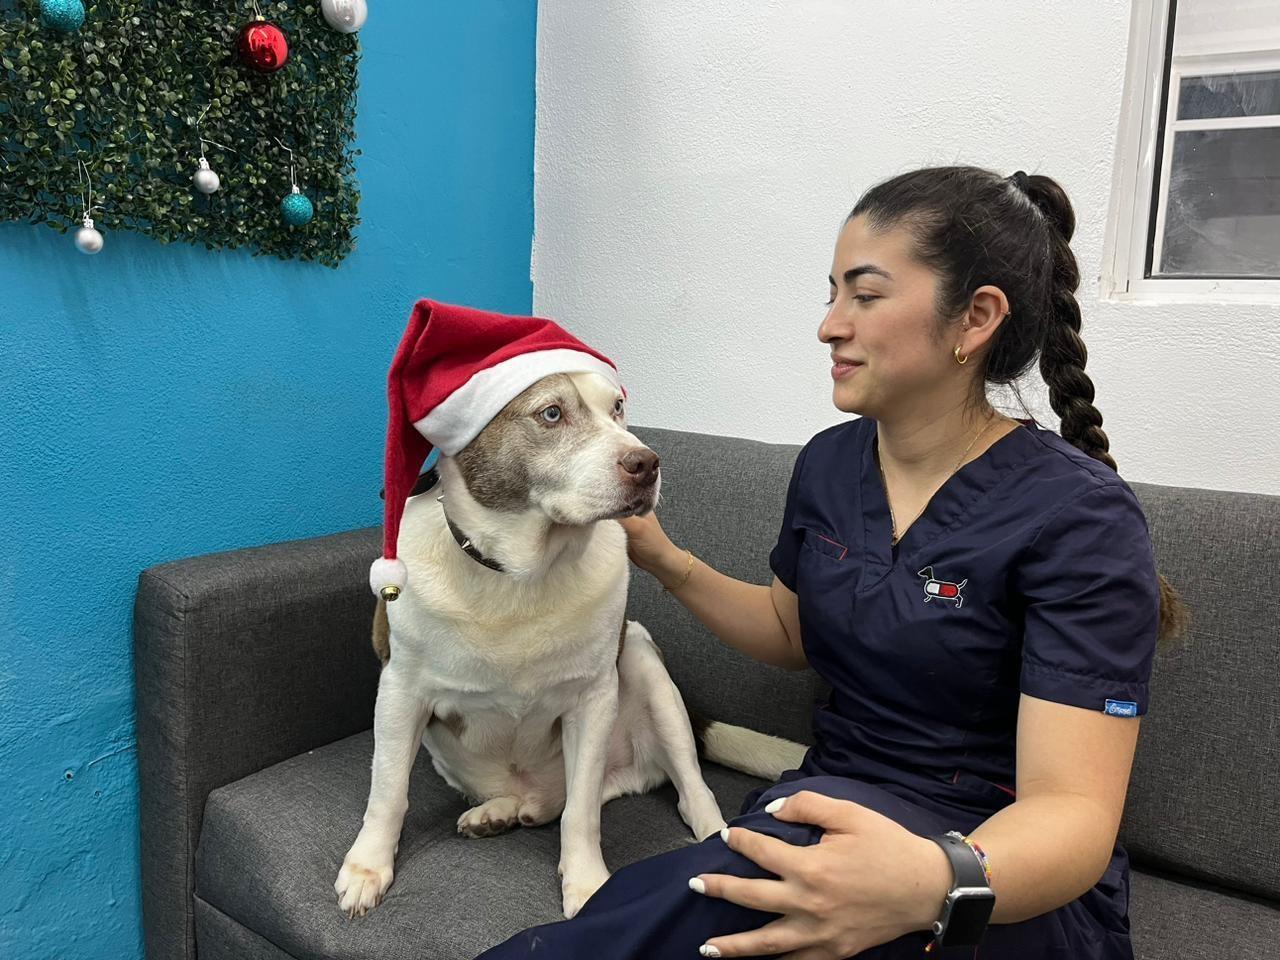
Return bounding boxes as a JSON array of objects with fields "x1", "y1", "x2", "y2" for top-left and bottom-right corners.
[{"x1": 334, "y1": 370, "x2": 803, "y2": 920}]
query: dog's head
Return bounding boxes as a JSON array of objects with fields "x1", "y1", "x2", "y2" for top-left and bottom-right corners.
[{"x1": 451, "y1": 371, "x2": 659, "y2": 525}]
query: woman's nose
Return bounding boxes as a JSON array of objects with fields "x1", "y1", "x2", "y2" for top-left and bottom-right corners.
[{"x1": 818, "y1": 305, "x2": 845, "y2": 344}]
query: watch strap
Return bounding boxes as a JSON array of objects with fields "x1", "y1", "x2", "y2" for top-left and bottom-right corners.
[
  {"x1": 930, "y1": 831, "x2": 989, "y2": 889},
  {"x1": 925, "y1": 831, "x2": 995, "y2": 949}
]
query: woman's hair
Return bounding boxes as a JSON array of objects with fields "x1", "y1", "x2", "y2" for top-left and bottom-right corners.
[{"x1": 847, "y1": 165, "x2": 1189, "y2": 646}]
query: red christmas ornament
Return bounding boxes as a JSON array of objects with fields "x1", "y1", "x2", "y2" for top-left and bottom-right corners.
[{"x1": 236, "y1": 18, "x2": 289, "y2": 73}]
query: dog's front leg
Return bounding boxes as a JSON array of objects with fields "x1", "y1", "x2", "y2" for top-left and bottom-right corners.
[
  {"x1": 335, "y1": 665, "x2": 429, "y2": 918},
  {"x1": 557, "y1": 668, "x2": 619, "y2": 919}
]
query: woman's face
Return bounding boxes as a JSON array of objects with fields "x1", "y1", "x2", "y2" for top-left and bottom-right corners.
[{"x1": 819, "y1": 214, "x2": 962, "y2": 421}]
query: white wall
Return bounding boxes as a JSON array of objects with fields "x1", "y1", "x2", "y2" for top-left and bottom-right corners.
[{"x1": 532, "y1": 0, "x2": 1280, "y2": 494}]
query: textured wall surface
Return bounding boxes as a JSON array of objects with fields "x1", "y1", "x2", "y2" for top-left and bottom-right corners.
[
  {"x1": 0, "y1": 3, "x2": 536, "y2": 956},
  {"x1": 532, "y1": 0, "x2": 1280, "y2": 494}
]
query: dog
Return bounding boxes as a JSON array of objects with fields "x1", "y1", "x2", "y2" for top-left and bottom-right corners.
[{"x1": 335, "y1": 370, "x2": 806, "y2": 920}]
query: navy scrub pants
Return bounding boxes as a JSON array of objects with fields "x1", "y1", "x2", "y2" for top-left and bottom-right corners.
[{"x1": 474, "y1": 774, "x2": 1135, "y2": 959}]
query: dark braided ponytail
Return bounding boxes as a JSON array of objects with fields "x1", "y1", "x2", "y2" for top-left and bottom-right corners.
[
  {"x1": 1021, "y1": 175, "x2": 1115, "y2": 471},
  {"x1": 849, "y1": 166, "x2": 1189, "y2": 645}
]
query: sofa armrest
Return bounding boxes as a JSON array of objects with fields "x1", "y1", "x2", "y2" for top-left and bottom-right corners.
[{"x1": 133, "y1": 526, "x2": 382, "y2": 960}]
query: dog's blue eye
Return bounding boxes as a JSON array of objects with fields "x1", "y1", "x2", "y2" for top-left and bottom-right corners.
[{"x1": 541, "y1": 405, "x2": 562, "y2": 423}]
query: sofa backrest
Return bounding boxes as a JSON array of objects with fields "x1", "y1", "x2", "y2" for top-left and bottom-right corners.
[
  {"x1": 1123, "y1": 480, "x2": 1279, "y2": 901},
  {"x1": 632, "y1": 425, "x2": 1280, "y2": 903},
  {"x1": 628, "y1": 426, "x2": 825, "y2": 746}
]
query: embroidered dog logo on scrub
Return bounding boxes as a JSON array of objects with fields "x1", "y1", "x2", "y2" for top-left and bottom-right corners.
[{"x1": 918, "y1": 566, "x2": 967, "y2": 608}]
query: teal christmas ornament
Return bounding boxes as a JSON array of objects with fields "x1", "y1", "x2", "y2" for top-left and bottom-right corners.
[
  {"x1": 40, "y1": 0, "x2": 86, "y2": 32},
  {"x1": 281, "y1": 187, "x2": 314, "y2": 226},
  {"x1": 274, "y1": 139, "x2": 314, "y2": 226}
]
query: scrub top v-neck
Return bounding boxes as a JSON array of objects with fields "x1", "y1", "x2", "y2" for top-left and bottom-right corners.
[{"x1": 768, "y1": 414, "x2": 1161, "y2": 822}]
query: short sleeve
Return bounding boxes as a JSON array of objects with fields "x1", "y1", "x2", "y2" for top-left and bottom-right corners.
[
  {"x1": 1017, "y1": 481, "x2": 1160, "y2": 716},
  {"x1": 768, "y1": 441, "x2": 812, "y2": 592}
]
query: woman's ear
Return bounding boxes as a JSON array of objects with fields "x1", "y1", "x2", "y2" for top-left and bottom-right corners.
[{"x1": 960, "y1": 284, "x2": 1011, "y2": 354}]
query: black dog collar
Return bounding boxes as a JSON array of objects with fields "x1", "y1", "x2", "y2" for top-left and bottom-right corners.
[
  {"x1": 378, "y1": 466, "x2": 506, "y2": 574},
  {"x1": 441, "y1": 509, "x2": 506, "y2": 573}
]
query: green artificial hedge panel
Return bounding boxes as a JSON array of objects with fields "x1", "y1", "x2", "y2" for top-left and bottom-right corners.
[{"x1": 0, "y1": 0, "x2": 361, "y2": 267}]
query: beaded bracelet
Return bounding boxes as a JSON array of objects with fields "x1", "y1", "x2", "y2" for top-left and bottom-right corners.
[{"x1": 960, "y1": 834, "x2": 993, "y2": 884}]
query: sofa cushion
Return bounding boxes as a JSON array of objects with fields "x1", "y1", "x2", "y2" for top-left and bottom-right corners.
[
  {"x1": 1129, "y1": 868, "x2": 1280, "y2": 959},
  {"x1": 195, "y1": 730, "x2": 768, "y2": 960},
  {"x1": 196, "y1": 731, "x2": 1280, "y2": 960},
  {"x1": 1121, "y1": 483, "x2": 1280, "y2": 900}
]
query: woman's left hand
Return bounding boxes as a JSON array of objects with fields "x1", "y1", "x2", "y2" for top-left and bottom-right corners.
[{"x1": 691, "y1": 791, "x2": 953, "y2": 959}]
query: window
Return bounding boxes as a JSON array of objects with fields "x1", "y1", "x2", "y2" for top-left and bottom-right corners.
[{"x1": 1103, "y1": 0, "x2": 1280, "y2": 300}]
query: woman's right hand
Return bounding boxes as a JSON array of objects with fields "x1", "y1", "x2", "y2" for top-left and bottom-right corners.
[{"x1": 617, "y1": 510, "x2": 682, "y2": 582}]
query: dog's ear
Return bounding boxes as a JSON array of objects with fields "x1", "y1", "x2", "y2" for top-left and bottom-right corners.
[{"x1": 379, "y1": 467, "x2": 440, "y2": 501}]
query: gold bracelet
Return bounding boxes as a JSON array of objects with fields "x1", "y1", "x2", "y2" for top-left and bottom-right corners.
[{"x1": 664, "y1": 549, "x2": 695, "y2": 592}]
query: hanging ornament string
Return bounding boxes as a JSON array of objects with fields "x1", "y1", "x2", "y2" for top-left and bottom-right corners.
[
  {"x1": 78, "y1": 157, "x2": 94, "y2": 220},
  {"x1": 275, "y1": 136, "x2": 298, "y2": 192},
  {"x1": 75, "y1": 158, "x2": 104, "y2": 254},
  {"x1": 190, "y1": 104, "x2": 238, "y2": 194},
  {"x1": 194, "y1": 104, "x2": 239, "y2": 159},
  {"x1": 274, "y1": 137, "x2": 314, "y2": 226}
]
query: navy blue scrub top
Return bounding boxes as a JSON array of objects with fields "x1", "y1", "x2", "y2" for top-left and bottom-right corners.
[{"x1": 769, "y1": 415, "x2": 1161, "y2": 820}]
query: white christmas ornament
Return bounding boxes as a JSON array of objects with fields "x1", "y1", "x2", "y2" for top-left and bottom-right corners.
[
  {"x1": 321, "y1": 0, "x2": 366, "y2": 33},
  {"x1": 75, "y1": 216, "x2": 103, "y2": 254},
  {"x1": 192, "y1": 156, "x2": 221, "y2": 194}
]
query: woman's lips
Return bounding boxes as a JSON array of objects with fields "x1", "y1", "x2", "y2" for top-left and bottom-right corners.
[{"x1": 831, "y1": 360, "x2": 862, "y2": 380}]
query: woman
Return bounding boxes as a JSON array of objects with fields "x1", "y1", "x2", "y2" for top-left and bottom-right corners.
[{"x1": 476, "y1": 165, "x2": 1189, "y2": 959}]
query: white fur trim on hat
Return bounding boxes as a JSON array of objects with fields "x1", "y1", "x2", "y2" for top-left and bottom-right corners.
[{"x1": 415, "y1": 348, "x2": 622, "y2": 455}]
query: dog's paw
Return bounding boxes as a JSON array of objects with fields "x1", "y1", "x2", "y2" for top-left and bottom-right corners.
[
  {"x1": 559, "y1": 861, "x2": 611, "y2": 919},
  {"x1": 335, "y1": 853, "x2": 394, "y2": 919},
  {"x1": 682, "y1": 801, "x2": 728, "y2": 842},
  {"x1": 516, "y1": 795, "x2": 559, "y2": 827},
  {"x1": 692, "y1": 811, "x2": 729, "y2": 842},
  {"x1": 676, "y1": 782, "x2": 729, "y2": 842},
  {"x1": 457, "y1": 796, "x2": 520, "y2": 838}
]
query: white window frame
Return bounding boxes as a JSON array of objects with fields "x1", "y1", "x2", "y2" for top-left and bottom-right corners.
[{"x1": 1101, "y1": 0, "x2": 1280, "y2": 303}]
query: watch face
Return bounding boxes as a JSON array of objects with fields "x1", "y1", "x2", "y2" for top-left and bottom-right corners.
[{"x1": 944, "y1": 891, "x2": 996, "y2": 945}]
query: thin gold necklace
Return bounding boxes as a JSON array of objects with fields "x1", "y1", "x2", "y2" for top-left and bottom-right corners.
[{"x1": 876, "y1": 412, "x2": 1007, "y2": 545}]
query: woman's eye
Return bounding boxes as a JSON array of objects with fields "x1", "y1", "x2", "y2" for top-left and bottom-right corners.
[
  {"x1": 613, "y1": 398, "x2": 624, "y2": 415},
  {"x1": 540, "y1": 405, "x2": 562, "y2": 424},
  {"x1": 825, "y1": 293, "x2": 879, "y2": 306}
]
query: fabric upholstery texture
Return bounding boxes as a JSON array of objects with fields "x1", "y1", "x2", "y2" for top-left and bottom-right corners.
[{"x1": 196, "y1": 731, "x2": 765, "y2": 960}]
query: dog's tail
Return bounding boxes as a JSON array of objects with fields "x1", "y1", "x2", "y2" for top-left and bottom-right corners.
[{"x1": 688, "y1": 711, "x2": 809, "y2": 782}]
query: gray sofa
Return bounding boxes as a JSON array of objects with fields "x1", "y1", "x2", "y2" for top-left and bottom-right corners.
[{"x1": 134, "y1": 426, "x2": 1280, "y2": 960}]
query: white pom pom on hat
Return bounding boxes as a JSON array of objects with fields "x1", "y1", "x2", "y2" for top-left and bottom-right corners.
[
  {"x1": 371, "y1": 299, "x2": 624, "y2": 601},
  {"x1": 369, "y1": 557, "x2": 408, "y2": 601}
]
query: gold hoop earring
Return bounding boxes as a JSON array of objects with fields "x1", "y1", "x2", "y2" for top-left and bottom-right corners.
[{"x1": 954, "y1": 344, "x2": 968, "y2": 365}]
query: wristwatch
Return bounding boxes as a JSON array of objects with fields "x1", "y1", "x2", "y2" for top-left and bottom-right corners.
[{"x1": 925, "y1": 831, "x2": 996, "y2": 948}]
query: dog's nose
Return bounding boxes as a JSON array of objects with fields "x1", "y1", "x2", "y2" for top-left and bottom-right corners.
[{"x1": 618, "y1": 448, "x2": 660, "y2": 487}]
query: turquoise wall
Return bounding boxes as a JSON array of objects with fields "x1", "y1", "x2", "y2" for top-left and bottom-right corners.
[{"x1": 0, "y1": 2, "x2": 537, "y2": 955}]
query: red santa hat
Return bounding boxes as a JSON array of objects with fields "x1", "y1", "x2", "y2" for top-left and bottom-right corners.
[{"x1": 370, "y1": 298, "x2": 624, "y2": 600}]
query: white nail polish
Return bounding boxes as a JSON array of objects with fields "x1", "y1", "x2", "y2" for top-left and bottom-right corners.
[
  {"x1": 688, "y1": 876, "x2": 706, "y2": 894},
  {"x1": 699, "y1": 945, "x2": 722, "y2": 958},
  {"x1": 719, "y1": 827, "x2": 730, "y2": 844},
  {"x1": 765, "y1": 797, "x2": 786, "y2": 814}
]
